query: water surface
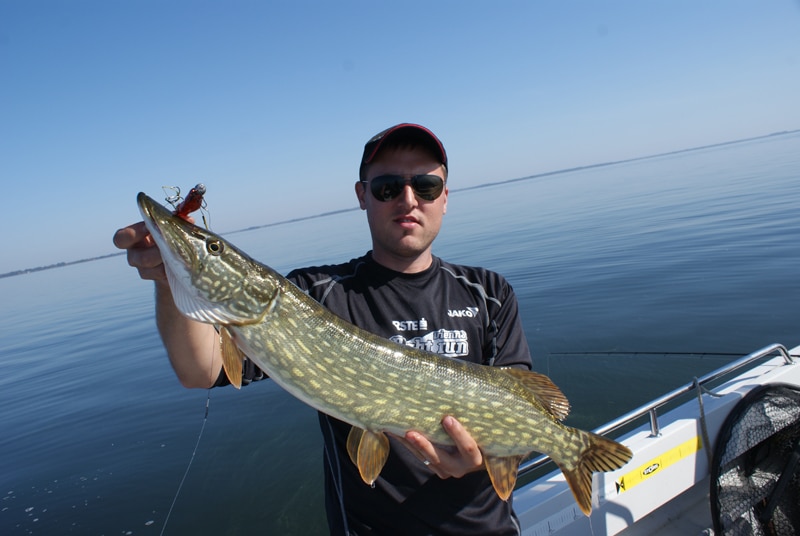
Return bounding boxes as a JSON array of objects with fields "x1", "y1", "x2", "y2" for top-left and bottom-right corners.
[{"x1": 2, "y1": 133, "x2": 799, "y2": 534}]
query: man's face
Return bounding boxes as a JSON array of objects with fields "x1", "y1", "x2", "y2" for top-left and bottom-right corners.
[{"x1": 356, "y1": 145, "x2": 448, "y2": 271}]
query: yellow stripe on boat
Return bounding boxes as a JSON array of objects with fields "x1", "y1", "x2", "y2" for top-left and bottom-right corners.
[{"x1": 615, "y1": 436, "x2": 702, "y2": 493}]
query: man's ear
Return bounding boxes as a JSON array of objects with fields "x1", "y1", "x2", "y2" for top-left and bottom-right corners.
[{"x1": 355, "y1": 181, "x2": 368, "y2": 210}]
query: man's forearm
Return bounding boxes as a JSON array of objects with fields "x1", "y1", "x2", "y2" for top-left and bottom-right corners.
[{"x1": 154, "y1": 281, "x2": 223, "y2": 388}]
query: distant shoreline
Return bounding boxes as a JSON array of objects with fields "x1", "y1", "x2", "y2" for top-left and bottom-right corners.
[
  {"x1": 3, "y1": 129, "x2": 797, "y2": 279},
  {"x1": 0, "y1": 252, "x2": 127, "y2": 279},
  {"x1": 450, "y1": 129, "x2": 800, "y2": 194}
]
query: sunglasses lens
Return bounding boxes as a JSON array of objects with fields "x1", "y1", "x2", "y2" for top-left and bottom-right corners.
[
  {"x1": 411, "y1": 175, "x2": 444, "y2": 201},
  {"x1": 368, "y1": 175, "x2": 444, "y2": 202},
  {"x1": 371, "y1": 175, "x2": 403, "y2": 201}
]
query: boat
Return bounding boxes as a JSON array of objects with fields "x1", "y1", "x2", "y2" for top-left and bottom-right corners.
[{"x1": 513, "y1": 343, "x2": 800, "y2": 535}]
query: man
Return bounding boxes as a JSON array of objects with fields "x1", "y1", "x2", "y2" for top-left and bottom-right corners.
[{"x1": 114, "y1": 123, "x2": 533, "y2": 535}]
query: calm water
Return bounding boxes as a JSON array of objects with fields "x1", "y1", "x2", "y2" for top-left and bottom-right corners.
[{"x1": 2, "y1": 133, "x2": 799, "y2": 534}]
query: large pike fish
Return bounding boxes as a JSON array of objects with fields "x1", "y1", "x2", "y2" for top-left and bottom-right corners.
[{"x1": 137, "y1": 192, "x2": 632, "y2": 515}]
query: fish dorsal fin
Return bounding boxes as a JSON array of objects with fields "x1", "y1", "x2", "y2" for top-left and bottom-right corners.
[
  {"x1": 346, "y1": 427, "x2": 390, "y2": 485},
  {"x1": 502, "y1": 368, "x2": 571, "y2": 421},
  {"x1": 220, "y1": 327, "x2": 244, "y2": 389},
  {"x1": 484, "y1": 453, "x2": 525, "y2": 501}
]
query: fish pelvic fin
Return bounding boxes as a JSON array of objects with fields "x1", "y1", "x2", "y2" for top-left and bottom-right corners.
[
  {"x1": 484, "y1": 453, "x2": 525, "y2": 501},
  {"x1": 346, "y1": 427, "x2": 390, "y2": 486},
  {"x1": 556, "y1": 431, "x2": 633, "y2": 516},
  {"x1": 503, "y1": 368, "x2": 571, "y2": 421},
  {"x1": 220, "y1": 327, "x2": 244, "y2": 389}
]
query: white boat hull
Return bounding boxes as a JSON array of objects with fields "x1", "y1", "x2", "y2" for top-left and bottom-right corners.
[{"x1": 514, "y1": 344, "x2": 800, "y2": 535}]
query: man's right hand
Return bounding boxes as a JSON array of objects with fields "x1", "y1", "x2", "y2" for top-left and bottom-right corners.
[{"x1": 113, "y1": 222, "x2": 167, "y2": 282}]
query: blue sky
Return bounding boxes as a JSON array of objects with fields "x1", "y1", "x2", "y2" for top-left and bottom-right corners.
[{"x1": 1, "y1": 1, "x2": 799, "y2": 274}]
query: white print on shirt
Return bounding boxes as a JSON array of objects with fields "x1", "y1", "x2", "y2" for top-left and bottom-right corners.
[
  {"x1": 392, "y1": 318, "x2": 429, "y2": 331},
  {"x1": 447, "y1": 307, "x2": 480, "y2": 318},
  {"x1": 390, "y1": 329, "x2": 469, "y2": 358}
]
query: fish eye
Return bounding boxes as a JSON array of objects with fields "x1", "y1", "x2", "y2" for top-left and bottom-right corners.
[{"x1": 206, "y1": 239, "x2": 224, "y2": 256}]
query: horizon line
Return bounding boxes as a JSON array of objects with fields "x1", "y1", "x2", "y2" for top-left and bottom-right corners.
[{"x1": 3, "y1": 128, "x2": 797, "y2": 279}]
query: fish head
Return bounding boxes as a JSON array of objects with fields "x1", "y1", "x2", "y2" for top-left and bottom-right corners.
[{"x1": 137, "y1": 192, "x2": 278, "y2": 325}]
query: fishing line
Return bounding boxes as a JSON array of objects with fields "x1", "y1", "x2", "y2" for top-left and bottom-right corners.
[
  {"x1": 159, "y1": 325, "x2": 219, "y2": 534},
  {"x1": 159, "y1": 388, "x2": 212, "y2": 536},
  {"x1": 158, "y1": 184, "x2": 217, "y2": 534}
]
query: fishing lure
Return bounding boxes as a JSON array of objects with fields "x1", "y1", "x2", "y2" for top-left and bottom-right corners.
[{"x1": 163, "y1": 183, "x2": 210, "y2": 227}]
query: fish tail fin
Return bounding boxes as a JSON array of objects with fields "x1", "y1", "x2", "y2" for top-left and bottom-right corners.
[{"x1": 556, "y1": 431, "x2": 632, "y2": 516}]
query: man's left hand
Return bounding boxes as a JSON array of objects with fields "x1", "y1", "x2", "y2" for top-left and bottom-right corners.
[{"x1": 400, "y1": 416, "x2": 484, "y2": 479}]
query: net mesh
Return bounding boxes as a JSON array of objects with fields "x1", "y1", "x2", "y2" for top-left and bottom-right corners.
[{"x1": 710, "y1": 383, "x2": 800, "y2": 536}]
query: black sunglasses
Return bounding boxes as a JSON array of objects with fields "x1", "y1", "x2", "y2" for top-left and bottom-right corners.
[{"x1": 362, "y1": 174, "x2": 445, "y2": 202}]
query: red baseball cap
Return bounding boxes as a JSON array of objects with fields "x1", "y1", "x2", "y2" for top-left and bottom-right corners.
[{"x1": 360, "y1": 123, "x2": 448, "y2": 173}]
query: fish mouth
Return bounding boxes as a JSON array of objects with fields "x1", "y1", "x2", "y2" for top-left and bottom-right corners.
[
  {"x1": 136, "y1": 191, "x2": 157, "y2": 221},
  {"x1": 137, "y1": 192, "x2": 166, "y2": 244},
  {"x1": 137, "y1": 192, "x2": 176, "y2": 242},
  {"x1": 136, "y1": 191, "x2": 153, "y2": 216},
  {"x1": 136, "y1": 192, "x2": 264, "y2": 326},
  {"x1": 137, "y1": 192, "x2": 199, "y2": 262},
  {"x1": 137, "y1": 192, "x2": 196, "y2": 302},
  {"x1": 136, "y1": 193, "x2": 233, "y2": 324}
]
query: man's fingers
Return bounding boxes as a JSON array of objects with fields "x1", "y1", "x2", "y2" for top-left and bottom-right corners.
[
  {"x1": 390, "y1": 432, "x2": 431, "y2": 465},
  {"x1": 113, "y1": 221, "x2": 167, "y2": 282},
  {"x1": 113, "y1": 222, "x2": 150, "y2": 250},
  {"x1": 396, "y1": 416, "x2": 485, "y2": 480},
  {"x1": 136, "y1": 263, "x2": 168, "y2": 281},
  {"x1": 127, "y1": 245, "x2": 163, "y2": 269},
  {"x1": 407, "y1": 432, "x2": 438, "y2": 459},
  {"x1": 128, "y1": 247, "x2": 166, "y2": 282},
  {"x1": 441, "y1": 416, "x2": 482, "y2": 465}
]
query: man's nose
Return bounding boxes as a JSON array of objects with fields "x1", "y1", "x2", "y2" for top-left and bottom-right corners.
[{"x1": 398, "y1": 183, "x2": 418, "y2": 206}]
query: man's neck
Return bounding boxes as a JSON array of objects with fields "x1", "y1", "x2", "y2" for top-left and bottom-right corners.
[{"x1": 371, "y1": 249, "x2": 434, "y2": 274}]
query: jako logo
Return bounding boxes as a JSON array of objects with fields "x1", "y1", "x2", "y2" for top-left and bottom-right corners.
[{"x1": 447, "y1": 307, "x2": 479, "y2": 318}]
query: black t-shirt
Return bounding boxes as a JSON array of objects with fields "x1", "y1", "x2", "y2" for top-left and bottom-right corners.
[{"x1": 229, "y1": 252, "x2": 532, "y2": 535}]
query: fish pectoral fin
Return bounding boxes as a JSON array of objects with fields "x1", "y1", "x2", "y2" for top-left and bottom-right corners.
[
  {"x1": 345, "y1": 427, "x2": 390, "y2": 485},
  {"x1": 220, "y1": 327, "x2": 244, "y2": 389},
  {"x1": 345, "y1": 427, "x2": 365, "y2": 466},
  {"x1": 483, "y1": 453, "x2": 525, "y2": 501},
  {"x1": 503, "y1": 368, "x2": 571, "y2": 421}
]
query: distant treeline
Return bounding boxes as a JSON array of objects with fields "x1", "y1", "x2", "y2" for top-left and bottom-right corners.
[{"x1": 0, "y1": 253, "x2": 124, "y2": 279}]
